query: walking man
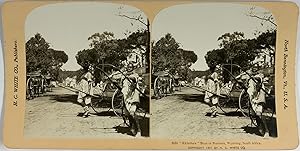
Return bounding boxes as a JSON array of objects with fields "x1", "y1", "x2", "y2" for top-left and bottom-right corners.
[
  {"x1": 77, "y1": 66, "x2": 94, "y2": 118},
  {"x1": 204, "y1": 66, "x2": 221, "y2": 118}
]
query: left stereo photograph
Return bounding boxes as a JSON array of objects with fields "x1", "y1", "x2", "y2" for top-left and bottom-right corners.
[{"x1": 24, "y1": 2, "x2": 150, "y2": 138}]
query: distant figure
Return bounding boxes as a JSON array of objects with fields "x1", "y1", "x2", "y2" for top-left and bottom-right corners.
[
  {"x1": 65, "y1": 77, "x2": 71, "y2": 87},
  {"x1": 204, "y1": 66, "x2": 221, "y2": 118},
  {"x1": 77, "y1": 66, "x2": 94, "y2": 118},
  {"x1": 198, "y1": 76, "x2": 206, "y2": 88},
  {"x1": 222, "y1": 81, "x2": 233, "y2": 95},
  {"x1": 27, "y1": 77, "x2": 34, "y2": 100},
  {"x1": 70, "y1": 76, "x2": 77, "y2": 88},
  {"x1": 93, "y1": 81, "x2": 106, "y2": 96},
  {"x1": 194, "y1": 77, "x2": 200, "y2": 86}
]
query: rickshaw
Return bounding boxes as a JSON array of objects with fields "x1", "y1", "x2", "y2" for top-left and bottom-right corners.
[
  {"x1": 152, "y1": 71, "x2": 174, "y2": 99},
  {"x1": 192, "y1": 64, "x2": 275, "y2": 126},
  {"x1": 26, "y1": 71, "x2": 44, "y2": 99},
  {"x1": 220, "y1": 64, "x2": 275, "y2": 126},
  {"x1": 74, "y1": 64, "x2": 150, "y2": 126},
  {"x1": 170, "y1": 73, "x2": 181, "y2": 92},
  {"x1": 43, "y1": 76, "x2": 52, "y2": 92}
]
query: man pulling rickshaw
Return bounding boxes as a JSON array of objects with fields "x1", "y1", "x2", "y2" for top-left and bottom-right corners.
[
  {"x1": 235, "y1": 67, "x2": 270, "y2": 137},
  {"x1": 74, "y1": 62, "x2": 147, "y2": 137},
  {"x1": 120, "y1": 63, "x2": 142, "y2": 136}
]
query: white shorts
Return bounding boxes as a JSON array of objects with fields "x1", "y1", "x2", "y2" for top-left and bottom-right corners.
[
  {"x1": 77, "y1": 92, "x2": 91, "y2": 105},
  {"x1": 251, "y1": 102, "x2": 263, "y2": 115},
  {"x1": 124, "y1": 101, "x2": 138, "y2": 116}
]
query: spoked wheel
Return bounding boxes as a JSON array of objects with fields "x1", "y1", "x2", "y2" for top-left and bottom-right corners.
[
  {"x1": 26, "y1": 78, "x2": 33, "y2": 99},
  {"x1": 178, "y1": 84, "x2": 181, "y2": 91},
  {"x1": 218, "y1": 96, "x2": 233, "y2": 114},
  {"x1": 112, "y1": 89, "x2": 124, "y2": 117},
  {"x1": 238, "y1": 89, "x2": 250, "y2": 117},
  {"x1": 238, "y1": 89, "x2": 259, "y2": 126},
  {"x1": 217, "y1": 83, "x2": 237, "y2": 114},
  {"x1": 154, "y1": 77, "x2": 163, "y2": 99},
  {"x1": 169, "y1": 79, "x2": 174, "y2": 94},
  {"x1": 249, "y1": 113, "x2": 259, "y2": 127},
  {"x1": 91, "y1": 97, "x2": 105, "y2": 114},
  {"x1": 112, "y1": 89, "x2": 130, "y2": 126}
]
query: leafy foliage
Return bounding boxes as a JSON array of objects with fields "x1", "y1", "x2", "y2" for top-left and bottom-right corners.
[
  {"x1": 26, "y1": 33, "x2": 68, "y2": 80},
  {"x1": 205, "y1": 31, "x2": 275, "y2": 70},
  {"x1": 75, "y1": 31, "x2": 148, "y2": 83},
  {"x1": 152, "y1": 33, "x2": 197, "y2": 80},
  {"x1": 205, "y1": 30, "x2": 276, "y2": 82}
]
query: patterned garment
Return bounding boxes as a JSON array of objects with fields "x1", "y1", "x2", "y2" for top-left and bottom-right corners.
[
  {"x1": 77, "y1": 72, "x2": 93, "y2": 105},
  {"x1": 247, "y1": 73, "x2": 266, "y2": 114},
  {"x1": 122, "y1": 73, "x2": 140, "y2": 104},
  {"x1": 122, "y1": 73, "x2": 140, "y2": 115},
  {"x1": 204, "y1": 72, "x2": 220, "y2": 105}
]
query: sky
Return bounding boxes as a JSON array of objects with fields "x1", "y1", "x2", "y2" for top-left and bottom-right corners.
[
  {"x1": 25, "y1": 2, "x2": 275, "y2": 72},
  {"x1": 25, "y1": 2, "x2": 147, "y2": 71},
  {"x1": 152, "y1": 3, "x2": 275, "y2": 71}
]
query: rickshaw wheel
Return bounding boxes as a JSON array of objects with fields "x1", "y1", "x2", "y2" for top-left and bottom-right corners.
[
  {"x1": 239, "y1": 90, "x2": 259, "y2": 126},
  {"x1": 218, "y1": 96, "x2": 231, "y2": 114},
  {"x1": 111, "y1": 89, "x2": 124, "y2": 117},
  {"x1": 112, "y1": 89, "x2": 130, "y2": 126},
  {"x1": 238, "y1": 89, "x2": 250, "y2": 117},
  {"x1": 26, "y1": 78, "x2": 32, "y2": 99},
  {"x1": 91, "y1": 97, "x2": 105, "y2": 114}
]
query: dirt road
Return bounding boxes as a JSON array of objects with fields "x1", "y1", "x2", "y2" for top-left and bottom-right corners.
[
  {"x1": 150, "y1": 87, "x2": 277, "y2": 139},
  {"x1": 24, "y1": 86, "x2": 276, "y2": 139},
  {"x1": 24, "y1": 87, "x2": 149, "y2": 138}
]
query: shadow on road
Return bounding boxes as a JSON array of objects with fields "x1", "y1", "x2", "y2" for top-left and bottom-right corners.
[
  {"x1": 76, "y1": 111, "x2": 117, "y2": 117},
  {"x1": 205, "y1": 111, "x2": 245, "y2": 117},
  {"x1": 176, "y1": 93, "x2": 205, "y2": 102},
  {"x1": 113, "y1": 117, "x2": 150, "y2": 137},
  {"x1": 93, "y1": 111, "x2": 117, "y2": 116},
  {"x1": 113, "y1": 125, "x2": 132, "y2": 136},
  {"x1": 242, "y1": 116, "x2": 277, "y2": 137},
  {"x1": 222, "y1": 112, "x2": 245, "y2": 117},
  {"x1": 49, "y1": 94, "x2": 112, "y2": 108},
  {"x1": 49, "y1": 94, "x2": 82, "y2": 105}
]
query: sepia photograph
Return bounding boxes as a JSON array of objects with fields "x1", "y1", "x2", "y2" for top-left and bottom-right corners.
[
  {"x1": 2, "y1": 0, "x2": 300, "y2": 150},
  {"x1": 151, "y1": 3, "x2": 277, "y2": 139},
  {"x1": 24, "y1": 2, "x2": 150, "y2": 138}
]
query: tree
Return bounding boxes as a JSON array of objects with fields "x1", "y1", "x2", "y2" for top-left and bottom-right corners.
[
  {"x1": 205, "y1": 48, "x2": 226, "y2": 69},
  {"x1": 117, "y1": 9, "x2": 150, "y2": 72},
  {"x1": 48, "y1": 49, "x2": 68, "y2": 80},
  {"x1": 205, "y1": 32, "x2": 260, "y2": 82},
  {"x1": 205, "y1": 30, "x2": 276, "y2": 82},
  {"x1": 76, "y1": 32, "x2": 130, "y2": 82},
  {"x1": 49, "y1": 49, "x2": 68, "y2": 68},
  {"x1": 26, "y1": 33, "x2": 52, "y2": 74},
  {"x1": 152, "y1": 33, "x2": 197, "y2": 80},
  {"x1": 178, "y1": 49, "x2": 197, "y2": 80},
  {"x1": 247, "y1": 7, "x2": 277, "y2": 28},
  {"x1": 124, "y1": 30, "x2": 147, "y2": 67},
  {"x1": 246, "y1": 7, "x2": 276, "y2": 69},
  {"x1": 255, "y1": 30, "x2": 276, "y2": 67},
  {"x1": 207, "y1": 32, "x2": 257, "y2": 69},
  {"x1": 26, "y1": 33, "x2": 68, "y2": 80},
  {"x1": 152, "y1": 33, "x2": 181, "y2": 74}
]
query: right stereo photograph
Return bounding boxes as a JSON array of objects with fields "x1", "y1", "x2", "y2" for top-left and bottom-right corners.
[{"x1": 151, "y1": 3, "x2": 277, "y2": 139}]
